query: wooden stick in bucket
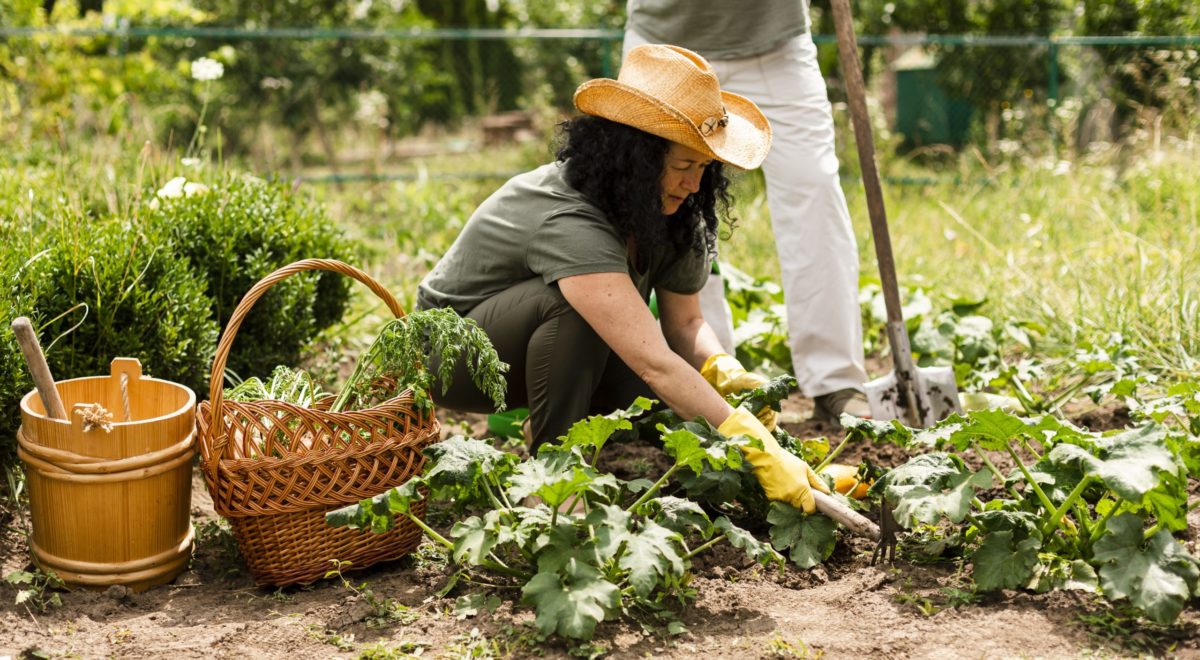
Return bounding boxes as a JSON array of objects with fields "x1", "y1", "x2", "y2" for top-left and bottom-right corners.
[{"x1": 12, "y1": 316, "x2": 68, "y2": 420}]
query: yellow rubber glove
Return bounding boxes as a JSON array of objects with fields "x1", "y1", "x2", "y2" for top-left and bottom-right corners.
[
  {"x1": 718, "y1": 408, "x2": 830, "y2": 513},
  {"x1": 702, "y1": 353, "x2": 778, "y2": 430}
]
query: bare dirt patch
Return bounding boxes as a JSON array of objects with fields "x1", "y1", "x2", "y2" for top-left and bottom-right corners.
[{"x1": 2, "y1": 391, "x2": 1197, "y2": 659}]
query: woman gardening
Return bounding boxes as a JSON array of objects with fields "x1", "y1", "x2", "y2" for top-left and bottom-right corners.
[{"x1": 417, "y1": 44, "x2": 829, "y2": 513}]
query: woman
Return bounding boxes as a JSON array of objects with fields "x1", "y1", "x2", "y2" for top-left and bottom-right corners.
[{"x1": 416, "y1": 44, "x2": 828, "y2": 513}]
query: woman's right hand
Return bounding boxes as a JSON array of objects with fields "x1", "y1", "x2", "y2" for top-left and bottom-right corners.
[{"x1": 718, "y1": 407, "x2": 829, "y2": 513}]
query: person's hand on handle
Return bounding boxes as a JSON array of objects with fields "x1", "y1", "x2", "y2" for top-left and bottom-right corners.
[
  {"x1": 718, "y1": 407, "x2": 829, "y2": 513},
  {"x1": 702, "y1": 353, "x2": 778, "y2": 430}
]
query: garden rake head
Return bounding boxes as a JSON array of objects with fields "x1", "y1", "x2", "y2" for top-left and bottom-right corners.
[{"x1": 829, "y1": 0, "x2": 961, "y2": 429}]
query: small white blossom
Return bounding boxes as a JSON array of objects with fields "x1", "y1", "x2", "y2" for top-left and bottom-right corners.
[
  {"x1": 191, "y1": 57, "x2": 224, "y2": 82},
  {"x1": 354, "y1": 90, "x2": 390, "y2": 128},
  {"x1": 155, "y1": 177, "x2": 210, "y2": 200}
]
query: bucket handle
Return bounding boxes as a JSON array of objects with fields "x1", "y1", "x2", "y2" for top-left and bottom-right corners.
[{"x1": 203, "y1": 259, "x2": 406, "y2": 482}]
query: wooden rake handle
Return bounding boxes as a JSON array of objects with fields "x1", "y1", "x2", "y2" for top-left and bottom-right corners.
[
  {"x1": 815, "y1": 490, "x2": 881, "y2": 541},
  {"x1": 12, "y1": 316, "x2": 68, "y2": 420}
]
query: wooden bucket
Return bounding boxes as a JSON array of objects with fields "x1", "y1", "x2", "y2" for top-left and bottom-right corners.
[{"x1": 17, "y1": 358, "x2": 196, "y2": 592}]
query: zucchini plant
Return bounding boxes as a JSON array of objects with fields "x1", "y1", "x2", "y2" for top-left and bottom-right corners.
[
  {"x1": 846, "y1": 385, "x2": 1200, "y2": 624},
  {"x1": 328, "y1": 398, "x2": 788, "y2": 639}
]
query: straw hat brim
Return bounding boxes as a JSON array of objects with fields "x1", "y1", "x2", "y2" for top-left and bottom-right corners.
[{"x1": 574, "y1": 79, "x2": 772, "y2": 171}]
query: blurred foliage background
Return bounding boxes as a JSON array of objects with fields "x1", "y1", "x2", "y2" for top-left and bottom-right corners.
[{"x1": 2, "y1": 0, "x2": 1198, "y2": 165}]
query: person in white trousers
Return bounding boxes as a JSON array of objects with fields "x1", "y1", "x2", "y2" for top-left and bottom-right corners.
[{"x1": 624, "y1": 0, "x2": 870, "y2": 423}]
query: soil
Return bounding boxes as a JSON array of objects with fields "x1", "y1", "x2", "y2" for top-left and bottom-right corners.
[{"x1": 3, "y1": 392, "x2": 1198, "y2": 659}]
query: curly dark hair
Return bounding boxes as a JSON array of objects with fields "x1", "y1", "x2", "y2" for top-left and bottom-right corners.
[{"x1": 556, "y1": 115, "x2": 735, "y2": 272}]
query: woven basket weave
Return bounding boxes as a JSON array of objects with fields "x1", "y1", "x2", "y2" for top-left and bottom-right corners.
[{"x1": 197, "y1": 259, "x2": 440, "y2": 586}]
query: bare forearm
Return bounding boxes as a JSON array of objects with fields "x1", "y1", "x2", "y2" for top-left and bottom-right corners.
[
  {"x1": 663, "y1": 317, "x2": 726, "y2": 370},
  {"x1": 639, "y1": 354, "x2": 734, "y2": 425}
]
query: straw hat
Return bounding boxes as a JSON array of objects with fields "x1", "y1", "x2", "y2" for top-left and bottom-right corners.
[{"x1": 574, "y1": 44, "x2": 771, "y2": 170}]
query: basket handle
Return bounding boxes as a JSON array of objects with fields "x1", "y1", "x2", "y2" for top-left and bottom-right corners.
[{"x1": 204, "y1": 259, "x2": 405, "y2": 473}]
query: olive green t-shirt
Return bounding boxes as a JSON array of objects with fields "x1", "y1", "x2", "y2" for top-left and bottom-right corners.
[
  {"x1": 416, "y1": 162, "x2": 709, "y2": 314},
  {"x1": 626, "y1": 0, "x2": 808, "y2": 60}
]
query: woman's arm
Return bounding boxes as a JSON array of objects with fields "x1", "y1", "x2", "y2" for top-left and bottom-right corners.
[
  {"x1": 557, "y1": 272, "x2": 732, "y2": 425},
  {"x1": 655, "y1": 288, "x2": 726, "y2": 370}
]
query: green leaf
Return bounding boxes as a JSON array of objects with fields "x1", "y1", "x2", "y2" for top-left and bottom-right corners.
[
  {"x1": 508, "y1": 451, "x2": 592, "y2": 509},
  {"x1": 560, "y1": 397, "x2": 651, "y2": 455},
  {"x1": 4, "y1": 571, "x2": 33, "y2": 585},
  {"x1": 535, "y1": 520, "x2": 603, "y2": 574},
  {"x1": 588, "y1": 504, "x2": 634, "y2": 560},
  {"x1": 660, "y1": 426, "x2": 708, "y2": 475},
  {"x1": 729, "y1": 374, "x2": 796, "y2": 415},
  {"x1": 1020, "y1": 455, "x2": 1086, "y2": 506},
  {"x1": 619, "y1": 521, "x2": 685, "y2": 597},
  {"x1": 325, "y1": 479, "x2": 422, "y2": 532},
  {"x1": 522, "y1": 569, "x2": 619, "y2": 639},
  {"x1": 714, "y1": 516, "x2": 784, "y2": 566},
  {"x1": 972, "y1": 530, "x2": 1041, "y2": 591},
  {"x1": 947, "y1": 409, "x2": 1029, "y2": 451},
  {"x1": 1026, "y1": 555, "x2": 1098, "y2": 594},
  {"x1": 972, "y1": 509, "x2": 1041, "y2": 538},
  {"x1": 1092, "y1": 514, "x2": 1200, "y2": 625},
  {"x1": 842, "y1": 415, "x2": 914, "y2": 446},
  {"x1": 1049, "y1": 425, "x2": 1187, "y2": 529},
  {"x1": 450, "y1": 516, "x2": 498, "y2": 566},
  {"x1": 645, "y1": 497, "x2": 711, "y2": 535},
  {"x1": 454, "y1": 592, "x2": 501, "y2": 619},
  {"x1": 880, "y1": 453, "x2": 993, "y2": 526},
  {"x1": 766, "y1": 502, "x2": 838, "y2": 569},
  {"x1": 420, "y1": 435, "x2": 520, "y2": 511}
]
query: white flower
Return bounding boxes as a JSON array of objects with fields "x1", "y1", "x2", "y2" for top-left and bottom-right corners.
[
  {"x1": 354, "y1": 90, "x2": 390, "y2": 128},
  {"x1": 158, "y1": 176, "x2": 187, "y2": 198},
  {"x1": 191, "y1": 57, "x2": 224, "y2": 82},
  {"x1": 155, "y1": 177, "x2": 210, "y2": 201}
]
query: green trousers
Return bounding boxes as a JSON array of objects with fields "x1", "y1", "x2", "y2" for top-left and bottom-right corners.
[{"x1": 429, "y1": 277, "x2": 653, "y2": 451}]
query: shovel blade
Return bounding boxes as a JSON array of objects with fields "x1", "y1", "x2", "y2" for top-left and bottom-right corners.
[{"x1": 865, "y1": 366, "x2": 961, "y2": 428}]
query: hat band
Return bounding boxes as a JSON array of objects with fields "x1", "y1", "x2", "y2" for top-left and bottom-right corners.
[{"x1": 699, "y1": 110, "x2": 729, "y2": 137}]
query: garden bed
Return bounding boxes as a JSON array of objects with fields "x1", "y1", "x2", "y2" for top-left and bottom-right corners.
[{"x1": 2, "y1": 392, "x2": 1196, "y2": 659}]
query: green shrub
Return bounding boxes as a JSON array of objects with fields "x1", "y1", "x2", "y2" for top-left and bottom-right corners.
[
  {"x1": 13, "y1": 219, "x2": 220, "y2": 396},
  {"x1": 149, "y1": 173, "x2": 354, "y2": 382}
]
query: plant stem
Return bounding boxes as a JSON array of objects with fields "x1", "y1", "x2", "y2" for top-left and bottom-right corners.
[
  {"x1": 815, "y1": 432, "x2": 854, "y2": 473},
  {"x1": 1087, "y1": 498, "x2": 1121, "y2": 545},
  {"x1": 489, "y1": 474, "x2": 514, "y2": 510},
  {"x1": 1040, "y1": 475, "x2": 1095, "y2": 537},
  {"x1": 626, "y1": 464, "x2": 680, "y2": 513},
  {"x1": 403, "y1": 512, "x2": 454, "y2": 551},
  {"x1": 1019, "y1": 437, "x2": 1043, "y2": 462},
  {"x1": 683, "y1": 536, "x2": 724, "y2": 561},
  {"x1": 1004, "y1": 443, "x2": 1057, "y2": 514},
  {"x1": 1008, "y1": 374, "x2": 1040, "y2": 414},
  {"x1": 970, "y1": 441, "x2": 1023, "y2": 501},
  {"x1": 1071, "y1": 501, "x2": 1094, "y2": 539},
  {"x1": 329, "y1": 343, "x2": 376, "y2": 412},
  {"x1": 1143, "y1": 523, "x2": 1161, "y2": 541}
]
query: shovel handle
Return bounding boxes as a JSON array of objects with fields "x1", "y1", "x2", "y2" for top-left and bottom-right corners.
[
  {"x1": 12, "y1": 317, "x2": 68, "y2": 420},
  {"x1": 828, "y1": 0, "x2": 905, "y2": 332},
  {"x1": 815, "y1": 490, "x2": 881, "y2": 541}
]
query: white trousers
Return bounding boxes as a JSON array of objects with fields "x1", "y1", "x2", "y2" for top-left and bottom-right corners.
[{"x1": 624, "y1": 29, "x2": 867, "y2": 397}]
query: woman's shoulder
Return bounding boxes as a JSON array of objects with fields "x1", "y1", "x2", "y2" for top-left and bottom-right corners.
[{"x1": 498, "y1": 162, "x2": 608, "y2": 222}]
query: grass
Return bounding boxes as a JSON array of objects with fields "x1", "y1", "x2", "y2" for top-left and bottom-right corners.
[
  {"x1": 297, "y1": 126, "x2": 1197, "y2": 389},
  {"x1": 3, "y1": 110, "x2": 1197, "y2": 393}
]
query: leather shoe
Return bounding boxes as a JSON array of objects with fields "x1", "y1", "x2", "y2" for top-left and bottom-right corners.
[{"x1": 812, "y1": 388, "x2": 871, "y2": 426}]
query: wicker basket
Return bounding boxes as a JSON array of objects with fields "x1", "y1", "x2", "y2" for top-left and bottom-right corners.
[{"x1": 197, "y1": 259, "x2": 440, "y2": 586}]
